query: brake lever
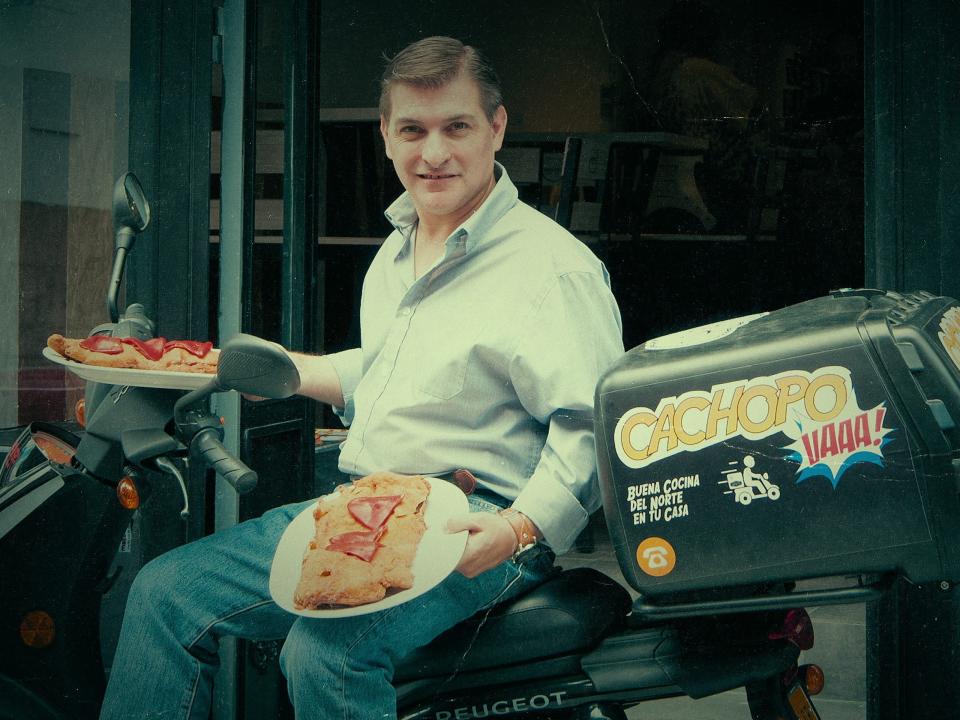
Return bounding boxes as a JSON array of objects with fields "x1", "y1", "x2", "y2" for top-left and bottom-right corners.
[{"x1": 154, "y1": 456, "x2": 190, "y2": 519}]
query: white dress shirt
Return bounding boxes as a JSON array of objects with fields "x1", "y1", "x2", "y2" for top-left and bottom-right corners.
[{"x1": 327, "y1": 165, "x2": 623, "y2": 553}]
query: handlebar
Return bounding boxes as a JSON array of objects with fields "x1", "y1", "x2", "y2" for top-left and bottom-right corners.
[{"x1": 192, "y1": 428, "x2": 258, "y2": 494}]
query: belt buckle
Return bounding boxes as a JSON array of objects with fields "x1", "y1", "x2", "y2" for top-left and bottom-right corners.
[{"x1": 428, "y1": 468, "x2": 476, "y2": 495}]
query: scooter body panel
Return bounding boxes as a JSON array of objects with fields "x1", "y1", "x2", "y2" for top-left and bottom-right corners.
[
  {"x1": 0, "y1": 461, "x2": 134, "y2": 719},
  {"x1": 78, "y1": 386, "x2": 184, "y2": 478},
  {"x1": 0, "y1": 672, "x2": 64, "y2": 720},
  {"x1": 0, "y1": 465, "x2": 65, "y2": 540},
  {"x1": 395, "y1": 569, "x2": 803, "y2": 718}
]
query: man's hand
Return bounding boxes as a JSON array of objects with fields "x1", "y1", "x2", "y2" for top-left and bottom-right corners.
[{"x1": 446, "y1": 512, "x2": 517, "y2": 578}]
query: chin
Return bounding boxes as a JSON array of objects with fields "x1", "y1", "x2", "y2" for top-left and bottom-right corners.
[
  {"x1": 422, "y1": 200, "x2": 460, "y2": 217},
  {"x1": 415, "y1": 189, "x2": 458, "y2": 209}
]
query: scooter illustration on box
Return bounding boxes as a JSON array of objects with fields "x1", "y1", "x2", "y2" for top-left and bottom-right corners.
[{"x1": 720, "y1": 455, "x2": 781, "y2": 505}]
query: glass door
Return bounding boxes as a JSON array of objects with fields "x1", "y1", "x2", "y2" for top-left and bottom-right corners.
[{"x1": 0, "y1": 0, "x2": 132, "y2": 428}]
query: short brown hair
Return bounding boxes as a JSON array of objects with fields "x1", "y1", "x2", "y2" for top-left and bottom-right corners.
[{"x1": 379, "y1": 36, "x2": 503, "y2": 121}]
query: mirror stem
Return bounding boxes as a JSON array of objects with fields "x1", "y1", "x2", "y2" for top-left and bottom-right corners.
[
  {"x1": 106, "y1": 245, "x2": 129, "y2": 324},
  {"x1": 116, "y1": 226, "x2": 136, "y2": 252}
]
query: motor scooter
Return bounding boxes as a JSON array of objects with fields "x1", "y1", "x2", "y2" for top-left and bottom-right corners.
[{"x1": 0, "y1": 173, "x2": 826, "y2": 720}]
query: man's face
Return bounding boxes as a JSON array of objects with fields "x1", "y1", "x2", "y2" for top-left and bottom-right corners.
[{"x1": 380, "y1": 73, "x2": 507, "y2": 227}]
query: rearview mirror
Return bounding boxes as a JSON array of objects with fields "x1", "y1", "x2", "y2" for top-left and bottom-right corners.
[
  {"x1": 217, "y1": 334, "x2": 301, "y2": 399},
  {"x1": 113, "y1": 172, "x2": 151, "y2": 240},
  {"x1": 107, "y1": 172, "x2": 151, "y2": 323}
]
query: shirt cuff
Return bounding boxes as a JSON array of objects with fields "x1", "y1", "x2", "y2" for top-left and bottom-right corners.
[
  {"x1": 325, "y1": 348, "x2": 362, "y2": 426},
  {"x1": 512, "y1": 471, "x2": 590, "y2": 555}
]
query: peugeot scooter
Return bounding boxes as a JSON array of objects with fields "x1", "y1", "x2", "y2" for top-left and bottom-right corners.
[
  {"x1": 2, "y1": 329, "x2": 824, "y2": 720},
  {"x1": 0, "y1": 174, "x2": 825, "y2": 720}
]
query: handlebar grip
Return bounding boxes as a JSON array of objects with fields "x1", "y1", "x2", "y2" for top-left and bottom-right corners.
[{"x1": 192, "y1": 429, "x2": 258, "y2": 494}]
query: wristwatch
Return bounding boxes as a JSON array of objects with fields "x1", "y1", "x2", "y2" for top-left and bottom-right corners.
[{"x1": 498, "y1": 508, "x2": 539, "y2": 558}]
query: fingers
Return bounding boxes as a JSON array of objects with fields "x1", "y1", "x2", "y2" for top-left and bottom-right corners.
[{"x1": 452, "y1": 512, "x2": 518, "y2": 578}]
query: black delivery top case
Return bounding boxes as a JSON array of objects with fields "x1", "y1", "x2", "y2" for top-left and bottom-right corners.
[{"x1": 595, "y1": 289, "x2": 960, "y2": 602}]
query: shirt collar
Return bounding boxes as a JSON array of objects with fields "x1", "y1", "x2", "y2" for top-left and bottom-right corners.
[{"x1": 383, "y1": 162, "x2": 519, "y2": 260}]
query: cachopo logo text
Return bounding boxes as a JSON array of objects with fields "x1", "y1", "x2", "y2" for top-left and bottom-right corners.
[{"x1": 614, "y1": 367, "x2": 852, "y2": 470}]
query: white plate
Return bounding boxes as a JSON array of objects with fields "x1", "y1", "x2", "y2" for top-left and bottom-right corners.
[
  {"x1": 269, "y1": 478, "x2": 469, "y2": 618},
  {"x1": 42, "y1": 346, "x2": 216, "y2": 390}
]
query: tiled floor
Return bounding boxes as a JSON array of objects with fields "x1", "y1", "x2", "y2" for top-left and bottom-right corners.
[{"x1": 562, "y1": 517, "x2": 867, "y2": 720}]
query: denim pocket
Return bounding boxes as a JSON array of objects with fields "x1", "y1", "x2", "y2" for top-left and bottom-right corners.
[
  {"x1": 472, "y1": 542, "x2": 557, "y2": 615},
  {"x1": 466, "y1": 494, "x2": 507, "y2": 514}
]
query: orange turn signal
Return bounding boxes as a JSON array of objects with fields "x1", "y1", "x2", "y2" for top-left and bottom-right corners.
[
  {"x1": 20, "y1": 611, "x2": 55, "y2": 649},
  {"x1": 804, "y1": 664, "x2": 825, "y2": 696},
  {"x1": 116, "y1": 476, "x2": 141, "y2": 510}
]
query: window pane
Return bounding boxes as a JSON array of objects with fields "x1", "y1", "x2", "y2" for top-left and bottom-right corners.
[
  {"x1": 317, "y1": 2, "x2": 864, "y2": 349},
  {"x1": 0, "y1": 1, "x2": 130, "y2": 425}
]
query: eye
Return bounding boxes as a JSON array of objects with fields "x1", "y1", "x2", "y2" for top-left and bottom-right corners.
[
  {"x1": 448, "y1": 121, "x2": 470, "y2": 132},
  {"x1": 398, "y1": 125, "x2": 424, "y2": 137}
]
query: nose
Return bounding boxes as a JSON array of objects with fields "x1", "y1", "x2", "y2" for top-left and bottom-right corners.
[{"x1": 421, "y1": 131, "x2": 450, "y2": 167}]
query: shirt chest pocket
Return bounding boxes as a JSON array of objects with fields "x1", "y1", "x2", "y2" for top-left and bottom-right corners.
[
  {"x1": 403, "y1": 289, "x2": 502, "y2": 401},
  {"x1": 415, "y1": 350, "x2": 469, "y2": 400},
  {"x1": 407, "y1": 312, "x2": 494, "y2": 400}
]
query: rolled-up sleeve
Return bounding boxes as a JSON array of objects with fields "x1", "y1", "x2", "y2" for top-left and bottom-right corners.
[
  {"x1": 509, "y1": 269, "x2": 623, "y2": 553},
  {"x1": 326, "y1": 348, "x2": 363, "y2": 426}
]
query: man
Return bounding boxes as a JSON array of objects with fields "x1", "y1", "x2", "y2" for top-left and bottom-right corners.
[{"x1": 101, "y1": 36, "x2": 622, "y2": 720}]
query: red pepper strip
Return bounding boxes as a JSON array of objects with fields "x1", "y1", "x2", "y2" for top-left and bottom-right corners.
[
  {"x1": 325, "y1": 528, "x2": 385, "y2": 562},
  {"x1": 120, "y1": 337, "x2": 167, "y2": 361},
  {"x1": 163, "y1": 340, "x2": 213, "y2": 358},
  {"x1": 79, "y1": 336, "x2": 124, "y2": 354},
  {"x1": 348, "y1": 495, "x2": 402, "y2": 531}
]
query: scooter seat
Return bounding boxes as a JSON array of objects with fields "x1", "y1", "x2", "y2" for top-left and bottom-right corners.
[{"x1": 394, "y1": 567, "x2": 631, "y2": 681}]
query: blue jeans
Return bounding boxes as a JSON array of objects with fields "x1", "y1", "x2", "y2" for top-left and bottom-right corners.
[{"x1": 100, "y1": 493, "x2": 554, "y2": 720}]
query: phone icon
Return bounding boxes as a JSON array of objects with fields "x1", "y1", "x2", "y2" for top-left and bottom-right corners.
[
  {"x1": 636, "y1": 537, "x2": 676, "y2": 577},
  {"x1": 641, "y1": 546, "x2": 669, "y2": 569}
]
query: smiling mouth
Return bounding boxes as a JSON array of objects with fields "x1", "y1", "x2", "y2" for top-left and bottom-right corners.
[{"x1": 419, "y1": 173, "x2": 457, "y2": 180}]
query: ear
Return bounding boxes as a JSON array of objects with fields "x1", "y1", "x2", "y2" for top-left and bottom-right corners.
[
  {"x1": 491, "y1": 105, "x2": 507, "y2": 152},
  {"x1": 380, "y1": 116, "x2": 393, "y2": 160}
]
